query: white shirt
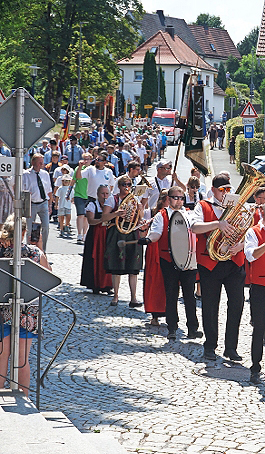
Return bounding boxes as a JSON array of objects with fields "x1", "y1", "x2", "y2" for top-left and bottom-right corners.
[
  {"x1": 136, "y1": 146, "x2": 146, "y2": 164},
  {"x1": 104, "y1": 194, "x2": 122, "y2": 209},
  {"x1": 85, "y1": 200, "x2": 103, "y2": 214},
  {"x1": 23, "y1": 168, "x2": 52, "y2": 203},
  {"x1": 143, "y1": 175, "x2": 178, "y2": 210},
  {"x1": 81, "y1": 165, "x2": 115, "y2": 198},
  {"x1": 55, "y1": 185, "x2": 73, "y2": 209},
  {"x1": 244, "y1": 220, "x2": 265, "y2": 262},
  {"x1": 191, "y1": 197, "x2": 224, "y2": 226}
]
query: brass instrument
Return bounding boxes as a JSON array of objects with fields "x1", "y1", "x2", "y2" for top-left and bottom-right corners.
[
  {"x1": 115, "y1": 175, "x2": 153, "y2": 234},
  {"x1": 207, "y1": 163, "x2": 265, "y2": 261}
]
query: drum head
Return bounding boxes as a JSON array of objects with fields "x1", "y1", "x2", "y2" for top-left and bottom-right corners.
[{"x1": 168, "y1": 210, "x2": 191, "y2": 270}]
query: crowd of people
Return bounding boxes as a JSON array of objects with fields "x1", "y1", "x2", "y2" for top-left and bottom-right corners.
[{"x1": 1, "y1": 116, "x2": 265, "y2": 394}]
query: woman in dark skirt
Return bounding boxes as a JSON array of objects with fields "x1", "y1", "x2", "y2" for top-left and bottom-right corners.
[
  {"x1": 80, "y1": 184, "x2": 113, "y2": 294},
  {"x1": 103, "y1": 175, "x2": 143, "y2": 307},
  {"x1": 229, "y1": 136, "x2": 236, "y2": 164}
]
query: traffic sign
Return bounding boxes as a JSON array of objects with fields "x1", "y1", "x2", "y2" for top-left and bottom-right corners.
[
  {"x1": 144, "y1": 104, "x2": 153, "y2": 109},
  {"x1": 87, "y1": 95, "x2": 96, "y2": 104},
  {"x1": 242, "y1": 118, "x2": 256, "y2": 125},
  {"x1": 244, "y1": 124, "x2": 254, "y2": 139},
  {"x1": 240, "y1": 101, "x2": 258, "y2": 118},
  {"x1": 0, "y1": 156, "x2": 15, "y2": 176},
  {"x1": 0, "y1": 88, "x2": 55, "y2": 150}
]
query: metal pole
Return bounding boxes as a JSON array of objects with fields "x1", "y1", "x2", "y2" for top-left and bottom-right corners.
[
  {"x1": 10, "y1": 88, "x2": 25, "y2": 390},
  {"x1": 158, "y1": 45, "x2": 160, "y2": 108},
  {"x1": 250, "y1": 49, "x2": 254, "y2": 103},
  {"x1": 78, "y1": 23, "x2": 82, "y2": 102},
  {"x1": 248, "y1": 138, "x2": 251, "y2": 164},
  {"x1": 36, "y1": 293, "x2": 42, "y2": 409}
]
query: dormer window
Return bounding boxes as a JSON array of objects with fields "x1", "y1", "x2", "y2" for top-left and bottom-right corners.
[
  {"x1": 210, "y1": 43, "x2": 216, "y2": 51},
  {"x1": 150, "y1": 47, "x2": 158, "y2": 54}
]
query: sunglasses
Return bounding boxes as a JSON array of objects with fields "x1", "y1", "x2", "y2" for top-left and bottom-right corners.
[
  {"x1": 121, "y1": 183, "x2": 132, "y2": 187},
  {"x1": 218, "y1": 187, "x2": 231, "y2": 193},
  {"x1": 96, "y1": 158, "x2": 104, "y2": 162},
  {"x1": 169, "y1": 195, "x2": 184, "y2": 200},
  {"x1": 161, "y1": 166, "x2": 172, "y2": 170}
]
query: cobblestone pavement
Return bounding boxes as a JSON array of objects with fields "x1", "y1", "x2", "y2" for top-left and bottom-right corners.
[{"x1": 29, "y1": 253, "x2": 265, "y2": 454}]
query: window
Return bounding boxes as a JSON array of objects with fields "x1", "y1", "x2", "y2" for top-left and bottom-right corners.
[
  {"x1": 134, "y1": 95, "x2": 140, "y2": 104},
  {"x1": 134, "y1": 71, "x2": 143, "y2": 81},
  {"x1": 214, "y1": 63, "x2": 218, "y2": 69},
  {"x1": 150, "y1": 47, "x2": 158, "y2": 54},
  {"x1": 206, "y1": 75, "x2": 210, "y2": 87},
  {"x1": 205, "y1": 100, "x2": 209, "y2": 111},
  {"x1": 210, "y1": 43, "x2": 216, "y2": 51}
]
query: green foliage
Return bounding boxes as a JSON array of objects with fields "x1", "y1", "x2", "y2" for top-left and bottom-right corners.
[
  {"x1": 158, "y1": 67, "x2": 166, "y2": 108},
  {"x1": 226, "y1": 55, "x2": 240, "y2": 78},
  {"x1": 260, "y1": 80, "x2": 265, "y2": 113},
  {"x1": 237, "y1": 27, "x2": 259, "y2": 56},
  {"x1": 255, "y1": 115, "x2": 265, "y2": 133},
  {"x1": 225, "y1": 117, "x2": 243, "y2": 142},
  {"x1": 193, "y1": 13, "x2": 224, "y2": 29},
  {"x1": 233, "y1": 53, "x2": 265, "y2": 92},
  {"x1": 216, "y1": 62, "x2": 227, "y2": 91},
  {"x1": 139, "y1": 51, "x2": 158, "y2": 117},
  {"x1": 224, "y1": 87, "x2": 238, "y2": 113},
  {"x1": 236, "y1": 134, "x2": 265, "y2": 174}
]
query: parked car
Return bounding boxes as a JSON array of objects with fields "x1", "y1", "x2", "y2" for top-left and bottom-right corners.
[
  {"x1": 59, "y1": 109, "x2": 67, "y2": 123},
  {"x1": 251, "y1": 156, "x2": 265, "y2": 174},
  {"x1": 69, "y1": 111, "x2": 92, "y2": 127}
]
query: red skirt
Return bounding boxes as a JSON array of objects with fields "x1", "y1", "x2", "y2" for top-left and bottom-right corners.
[{"x1": 143, "y1": 242, "x2": 166, "y2": 314}]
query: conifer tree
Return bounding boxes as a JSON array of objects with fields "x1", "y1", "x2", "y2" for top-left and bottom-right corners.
[
  {"x1": 158, "y1": 67, "x2": 166, "y2": 108},
  {"x1": 139, "y1": 51, "x2": 158, "y2": 117},
  {"x1": 216, "y1": 61, "x2": 227, "y2": 91}
]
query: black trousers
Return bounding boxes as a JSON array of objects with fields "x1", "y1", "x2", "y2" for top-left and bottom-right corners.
[
  {"x1": 160, "y1": 258, "x2": 198, "y2": 333},
  {"x1": 250, "y1": 284, "x2": 265, "y2": 373},
  {"x1": 198, "y1": 262, "x2": 245, "y2": 351}
]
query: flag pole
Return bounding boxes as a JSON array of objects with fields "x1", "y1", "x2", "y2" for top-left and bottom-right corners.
[{"x1": 171, "y1": 132, "x2": 183, "y2": 187}]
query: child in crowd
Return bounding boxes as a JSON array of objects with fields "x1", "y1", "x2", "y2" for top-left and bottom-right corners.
[{"x1": 55, "y1": 174, "x2": 74, "y2": 238}]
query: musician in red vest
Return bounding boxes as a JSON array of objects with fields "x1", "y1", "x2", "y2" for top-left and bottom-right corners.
[
  {"x1": 191, "y1": 174, "x2": 245, "y2": 361},
  {"x1": 139, "y1": 186, "x2": 202, "y2": 340},
  {"x1": 245, "y1": 203, "x2": 265, "y2": 384}
]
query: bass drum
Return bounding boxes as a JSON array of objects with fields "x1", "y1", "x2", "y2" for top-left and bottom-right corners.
[{"x1": 168, "y1": 210, "x2": 197, "y2": 271}]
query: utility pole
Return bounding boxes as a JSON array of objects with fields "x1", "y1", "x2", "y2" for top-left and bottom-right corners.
[{"x1": 250, "y1": 48, "x2": 255, "y2": 103}]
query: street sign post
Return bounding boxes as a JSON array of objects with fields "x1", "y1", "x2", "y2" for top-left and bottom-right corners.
[
  {"x1": 242, "y1": 118, "x2": 256, "y2": 125},
  {"x1": 86, "y1": 95, "x2": 96, "y2": 110},
  {"x1": 240, "y1": 101, "x2": 258, "y2": 119},
  {"x1": 0, "y1": 87, "x2": 55, "y2": 392},
  {"x1": 244, "y1": 124, "x2": 254, "y2": 139}
]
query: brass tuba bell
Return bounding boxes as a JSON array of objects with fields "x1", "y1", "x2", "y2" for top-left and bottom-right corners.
[{"x1": 207, "y1": 163, "x2": 265, "y2": 261}]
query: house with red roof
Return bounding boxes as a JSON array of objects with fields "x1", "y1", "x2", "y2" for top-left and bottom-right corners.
[
  {"x1": 257, "y1": 1, "x2": 265, "y2": 56},
  {"x1": 118, "y1": 28, "x2": 222, "y2": 121}
]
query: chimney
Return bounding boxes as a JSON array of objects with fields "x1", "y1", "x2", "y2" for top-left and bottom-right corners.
[
  {"x1": 156, "y1": 10, "x2": 165, "y2": 26},
  {"x1": 165, "y1": 25, "x2": 175, "y2": 40}
]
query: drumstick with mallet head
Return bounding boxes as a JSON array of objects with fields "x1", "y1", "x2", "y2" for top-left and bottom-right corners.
[{"x1": 117, "y1": 239, "x2": 138, "y2": 248}]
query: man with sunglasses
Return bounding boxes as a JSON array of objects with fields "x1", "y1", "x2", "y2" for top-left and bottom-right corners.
[
  {"x1": 139, "y1": 186, "x2": 202, "y2": 340},
  {"x1": 141, "y1": 160, "x2": 185, "y2": 215},
  {"x1": 75, "y1": 150, "x2": 115, "y2": 203},
  {"x1": 191, "y1": 174, "x2": 245, "y2": 361}
]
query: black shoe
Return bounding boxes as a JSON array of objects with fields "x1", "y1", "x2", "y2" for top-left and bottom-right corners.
[
  {"x1": 188, "y1": 330, "x2": 203, "y2": 339},
  {"x1": 167, "y1": 330, "x2": 176, "y2": 340},
  {"x1": 129, "y1": 301, "x2": 143, "y2": 308},
  {"x1": 250, "y1": 372, "x2": 261, "y2": 384},
  {"x1": 203, "y1": 348, "x2": 216, "y2": 360},
  {"x1": 223, "y1": 349, "x2": 242, "y2": 361}
]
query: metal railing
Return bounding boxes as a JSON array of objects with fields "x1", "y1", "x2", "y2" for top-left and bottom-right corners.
[{"x1": 0, "y1": 267, "x2": 76, "y2": 409}]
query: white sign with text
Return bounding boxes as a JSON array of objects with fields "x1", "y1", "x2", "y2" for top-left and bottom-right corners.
[{"x1": 0, "y1": 156, "x2": 15, "y2": 176}]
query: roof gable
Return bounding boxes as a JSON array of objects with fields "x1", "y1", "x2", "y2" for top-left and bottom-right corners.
[
  {"x1": 257, "y1": 1, "x2": 265, "y2": 56},
  {"x1": 188, "y1": 24, "x2": 241, "y2": 60},
  {"x1": 118, "y1": 30, "x2": 217, "y2": 72},
  {"x1": 139, "y1": 13, "x2": 203, "y2": 55}
]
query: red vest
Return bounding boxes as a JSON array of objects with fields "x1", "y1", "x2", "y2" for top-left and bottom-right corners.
[
  {"x1": 249, "y1": 225, "x2": 265, "y2": 285},
  {"x1": 158, "y1": 208, "x2": 171, "y2": 262},
  {"x1": 196, "y1": 200, "x2": 245, "y2": 271}
]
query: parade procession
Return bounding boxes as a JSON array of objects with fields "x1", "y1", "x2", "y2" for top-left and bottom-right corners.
[{"x1": 1, "y1": 2, "x2": 265, "y2": 453}]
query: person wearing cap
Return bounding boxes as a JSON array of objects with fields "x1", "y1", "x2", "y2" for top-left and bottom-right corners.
[
  {"x1": 44, "y1": 139, "x2": 60, "y2": 166},
  {"x1": 64, "y1": 135, "x2": 83, "y2": 168},
  {"x1": 53, "y1": 164, "x2": 72, "y2": 194},
  {"x1": 141, "y1": 160, "x2": 186, "y2": 217},
  {"x1": 191, "y1": 173, "x2": 245, "y2": 361},
  {"x1": 38, "y1": 139, "x2": 49, "y2": 156},
  {"x1": 244, "y1": 203, "x2": 265, "y2": 384},
  {"x1": 55, "y1": 173, "x2": 74, "y2": 238},
  {"x1": 53, "y1": 156, "x2": 74, "y2": 180}
]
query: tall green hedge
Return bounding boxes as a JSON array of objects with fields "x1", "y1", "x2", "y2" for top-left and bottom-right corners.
[
  {"x1": 254, "y1": 115, "x2": 265, "y2": 133},
  {"x1": 226, "y1": 117, "x2": 243, "y2": 142},
  {"x1": 236, "y1": 134, "x2": 265, "y2": 174}
]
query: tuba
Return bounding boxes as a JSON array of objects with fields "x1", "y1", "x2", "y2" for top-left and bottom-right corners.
[{"x1": 207, "y1": 163, "x2": 265, "y2": 261}]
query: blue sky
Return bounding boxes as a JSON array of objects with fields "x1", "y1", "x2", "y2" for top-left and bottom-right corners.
[{"x1": 141, "y1": 0, "x2": 263, "y2": 45}]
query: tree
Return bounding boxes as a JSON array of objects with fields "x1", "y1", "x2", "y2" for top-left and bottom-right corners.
[
  {"x1": 233, "y1": 53, "x2": 265, "y2": 92},
  {"x1": 139, "y1": 51, "x2": 158, "y2": 117},
  {"x1": 193, "y1": 13, "x2": 224, "y2": 29},
  {"x1": 216, "y1": 61, "x2": 227, "y2": 91},
  {"x1": 158, "y1": 67, "x2": 166, "y2": 108},
  {"x1": 260, "y1": 79, "x2": 265, "y2": 114},
  {"x1": 226, "y1": 55, "x2": 240, "y2": 79},
  {"x1": 237, "y1": 27, "x2": 259, "y2": 56}
]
